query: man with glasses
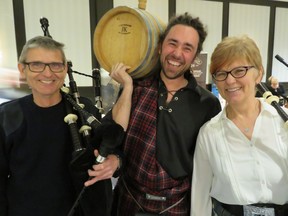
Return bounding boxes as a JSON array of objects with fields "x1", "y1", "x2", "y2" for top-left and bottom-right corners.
[{"x1": 0, "y1": 36, "x2": 124, "y2": 216}]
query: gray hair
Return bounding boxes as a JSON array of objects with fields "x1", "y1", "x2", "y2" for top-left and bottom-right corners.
[{"x1": 19, "y1": 36, "x2": 66, "y2": 64}]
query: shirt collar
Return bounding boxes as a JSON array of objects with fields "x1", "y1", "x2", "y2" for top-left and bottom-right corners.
[
  {"x1": 157, "y1": 70, "x2": 201, "y2": 95},
  {"x1": 215, "y1": 98, "x2": 281, "y2": 123}
]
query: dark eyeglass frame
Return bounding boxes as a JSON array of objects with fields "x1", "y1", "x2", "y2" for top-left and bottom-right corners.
[
  {"x1": 24, "y1": 62, "x2": 65, "y2": 73},
  {"x1": 212, "y1": 66, "x2": 255, "y2": 81}
]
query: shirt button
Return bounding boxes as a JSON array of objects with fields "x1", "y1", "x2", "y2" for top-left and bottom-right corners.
[{"x1": 174, "y1": 97, "x2": 178, "y2": 101}]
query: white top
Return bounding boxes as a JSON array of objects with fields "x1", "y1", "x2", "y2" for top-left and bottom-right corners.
[{"x1": 191, "y1": 99, "x2": 288, "y2": 216}]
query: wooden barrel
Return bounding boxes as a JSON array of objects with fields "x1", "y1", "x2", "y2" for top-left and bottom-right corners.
[{"x1": 93, "y1": 6, "x2": 165, "y2": 79}]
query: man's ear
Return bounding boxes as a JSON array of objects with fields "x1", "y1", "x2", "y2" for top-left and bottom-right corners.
[
  {"x1": 18, "y1": 63, "x2": 26, "y2": 80},
  {"x1": 158, "y1": 43, "x2": 162, "y2": 55}
]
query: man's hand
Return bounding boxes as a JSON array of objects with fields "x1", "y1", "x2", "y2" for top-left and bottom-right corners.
[{"x1": 84, "y1": 149, "x2": 120, "y2": 187}]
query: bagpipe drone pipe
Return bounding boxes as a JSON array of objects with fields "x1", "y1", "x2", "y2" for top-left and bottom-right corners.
[
  {"x1": 257, "y1": 82, "x2": 288, "y2": 128},
  {"x1": 259, "y1": 54, "x2": 288, "y2": 127},
  {"x1": 40, "y1": 17, "x2": 124, "y2": 215}
]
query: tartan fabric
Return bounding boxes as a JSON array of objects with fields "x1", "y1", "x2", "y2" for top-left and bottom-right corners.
[
  {"x1": 116, "y1": 179, "x2": 189, "y2": 216},
  {"x1": 117, "y1": 76, "x2": 190, "y2": 215}
]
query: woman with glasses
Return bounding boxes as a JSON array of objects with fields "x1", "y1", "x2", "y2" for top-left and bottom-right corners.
[
  {"x1": 191, "y1": 35, "x2": 288, "y2": 216},
  {"x1": 0, "y1": 36, "x2": 124, "y2": 216}
]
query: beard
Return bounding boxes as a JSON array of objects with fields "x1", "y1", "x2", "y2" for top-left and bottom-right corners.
[
  {"x1": 159, "y1": 51, "x2": 193, "y2": 80},
  {"x1": 160, "y1": 61, "x2": 189, "y2": 80}
]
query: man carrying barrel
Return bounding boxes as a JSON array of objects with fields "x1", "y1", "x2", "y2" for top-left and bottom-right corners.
[{"x1": 86, "y1": 12, "x2": 221, "y2": 215}]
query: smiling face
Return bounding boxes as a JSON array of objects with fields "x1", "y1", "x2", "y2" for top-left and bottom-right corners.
[
  {"x1": 18, "y1": 47, "x2": 67, "y2": 103},
  {"x1": 215, "y1": 60, "x2": 263, "y2": 106},
  {"x1": 210, "y1": 35, "x2": 265, "y2": 107},
  {"x1": 159, "y1": 24, "x2": 199, "y2": 80}
]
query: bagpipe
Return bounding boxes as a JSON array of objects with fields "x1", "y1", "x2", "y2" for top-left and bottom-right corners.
[
  {"x1": 274, "y1": 55, "x2": 288, "y2": 106},
  {"x1": 40, "y1": 17, "x2": 124, "y2": 215},
  {"x1": 257, "y1": 83, "x2": 288, "y2": 128}
]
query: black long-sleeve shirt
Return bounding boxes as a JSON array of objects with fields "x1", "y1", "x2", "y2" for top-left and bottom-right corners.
[{"x1": 0, "y1": 94, "x2": 118, "y2": 216}]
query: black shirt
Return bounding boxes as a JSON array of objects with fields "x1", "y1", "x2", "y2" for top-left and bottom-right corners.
[{"x1": 157, "y1": 74, "x2": 222, "y2": 178}]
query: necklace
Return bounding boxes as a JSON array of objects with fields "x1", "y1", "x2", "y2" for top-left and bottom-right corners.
[
  {"x1": 226, "y1": 100, "x2": 261, "y2": 135},
  {"x1": 164, "y1": 78, "x2": 188, "y2": 96},
  {"x1": 167, "y1": 90, "x2": 177, "y2": 97},
  {"x1": 164, "y1": 79, "x2": 188, "y2": 103},
  {"x1": 243, "y1": 127, "x2": 250, "y2": 133}
]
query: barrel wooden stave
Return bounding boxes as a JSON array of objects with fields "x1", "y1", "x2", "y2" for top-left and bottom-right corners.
[{"x1": 93, "y1": 6, "x2": 165, "y2": 79}]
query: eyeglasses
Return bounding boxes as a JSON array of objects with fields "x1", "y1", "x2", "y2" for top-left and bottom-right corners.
[
  {"x1": 24, "y1": 62, "x2": 65, "y2": 73},
  {"x1": 212, "y1": 66, "x2": 254, "y2": 81}
]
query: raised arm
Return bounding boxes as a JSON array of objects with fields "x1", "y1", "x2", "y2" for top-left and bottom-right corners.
[{"x1": 110, "y1": 63, "x2": 133, "y2": 131}]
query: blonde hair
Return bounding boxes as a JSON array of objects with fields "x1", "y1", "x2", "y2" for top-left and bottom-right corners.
[{"x1": 210, "y1": 35, "x2": 263, "y2": 74}]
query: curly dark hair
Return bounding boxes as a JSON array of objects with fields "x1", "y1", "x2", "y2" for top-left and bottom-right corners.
[{"x1": 158, "y1": 12, "x2": 207, "y2": 55}]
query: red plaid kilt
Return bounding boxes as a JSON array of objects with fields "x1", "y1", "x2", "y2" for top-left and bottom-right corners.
[{"x1": 114, "y1": 178, "x2": 190, "y2": 216}]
